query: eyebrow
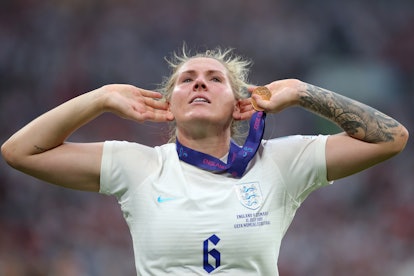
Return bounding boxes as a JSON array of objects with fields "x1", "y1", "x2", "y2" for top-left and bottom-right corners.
[{"x1": 180, "y1": 69, "x2": 225, "y2": 76}]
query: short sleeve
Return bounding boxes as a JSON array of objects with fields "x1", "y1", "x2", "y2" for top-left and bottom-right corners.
[
  {"x1": 99, "y1": 140, "x2": 161, "y2": 199},
  {"x1": 264, "y1": 135, "x2": 332, "y2": 205}
]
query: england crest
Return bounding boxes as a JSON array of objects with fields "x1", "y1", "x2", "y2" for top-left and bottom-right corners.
[{"x1": 235, "y1": 182, "x2": 263, "y2": 210}]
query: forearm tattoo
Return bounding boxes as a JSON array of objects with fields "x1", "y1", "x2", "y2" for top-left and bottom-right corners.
[{"x1": 299, "y1": 84, "x2": 400, "y2": 143}]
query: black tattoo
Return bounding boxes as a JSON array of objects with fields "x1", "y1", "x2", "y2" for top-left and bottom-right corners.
[
  {"x1": 299, "y1": 84, "x2": 400, "y2": 143},
  {"x1": 34, "y1": 145, "x2": 47, "y2": 152}
]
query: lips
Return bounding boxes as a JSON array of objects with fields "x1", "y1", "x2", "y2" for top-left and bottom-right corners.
[{"x1": 189, "y1": 95, "x2": 211, "y2": 104}]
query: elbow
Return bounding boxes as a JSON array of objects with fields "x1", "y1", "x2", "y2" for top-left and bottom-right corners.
[
  {"x1": 397, "y1": 125, "x2": 409, "y2": 151},
  {"x1": 399, "y1": 125, "x2": 409, "y2": 151},
  {"x1": 374, "y1": 125, "x2": 409, "y2": 163},
  {"x1": 1, "y1": 141, "x2": 13, "y2": 166},
  {"x1": 390, "y1": 125, "x2": 409, "y2": 156},
  {"x1": 1, "y1": 140, "x2": 21, "y2": 169}
]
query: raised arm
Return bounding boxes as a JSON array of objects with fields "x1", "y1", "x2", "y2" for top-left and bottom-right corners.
[
  {"x1": 1, "y1": 84, "x2": 173, "y2": 191},
  {"x1": 251, "y1": 79, "x2": 409, "y2": 181}
]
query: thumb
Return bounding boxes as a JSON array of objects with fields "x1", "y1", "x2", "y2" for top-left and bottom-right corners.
[{"x1": 251, "y1": 94, "x2": 270, "y2": 112}]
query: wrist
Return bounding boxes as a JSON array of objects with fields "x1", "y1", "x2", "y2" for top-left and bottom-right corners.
[
  {"x1": 286, "y1": 79, "x2": 307, "y2": 106},
  {"x1": 92, "y1": 85, "x2": 115, "y2": 113}
]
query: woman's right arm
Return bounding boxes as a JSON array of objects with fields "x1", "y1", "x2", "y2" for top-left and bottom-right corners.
[{"x1": 1, "y1": 84, "x2": 173, "y2": 191}]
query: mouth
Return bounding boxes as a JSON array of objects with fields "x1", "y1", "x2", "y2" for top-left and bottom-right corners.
[{"x1": 189, "y1": 96, "x2": 211, "y2": 104}]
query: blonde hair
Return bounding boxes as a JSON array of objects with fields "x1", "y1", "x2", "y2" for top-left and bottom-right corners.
[{"x1": 159, "y1": 45, "x2": 252, "y2": 143}]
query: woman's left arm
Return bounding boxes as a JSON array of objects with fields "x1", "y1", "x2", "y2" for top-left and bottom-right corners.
[
  {"x1": 298, "y1": 82, "x2": 409, "y2": 181},
  {"x1": 252, "y1": 79, "x2": 409, "y2": 181}
]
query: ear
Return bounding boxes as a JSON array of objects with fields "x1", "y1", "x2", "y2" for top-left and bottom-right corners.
[{"x1": 233, "y1": 100, "x2": 253, "y2": 121}]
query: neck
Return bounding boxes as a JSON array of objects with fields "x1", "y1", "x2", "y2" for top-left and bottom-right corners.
[{"x1": 176, "y1": 127, "x2": 232, "y2": 159}]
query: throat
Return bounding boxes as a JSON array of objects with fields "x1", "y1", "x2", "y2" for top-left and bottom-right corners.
[{"x1": 176, "y1": 134, "x2": 231, "y2": 159}]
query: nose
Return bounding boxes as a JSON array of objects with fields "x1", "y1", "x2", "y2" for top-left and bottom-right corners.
[{"x1": 193, "y1": 79, "x2": 207, "y2": 91}]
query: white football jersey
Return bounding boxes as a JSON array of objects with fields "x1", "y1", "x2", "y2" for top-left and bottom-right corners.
[{"x1": 100, "y1": 135, "x2": 331, "y2": 275}]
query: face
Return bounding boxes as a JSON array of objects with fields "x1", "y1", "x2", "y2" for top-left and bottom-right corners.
[{"x1": 169, "y1": 57, "x2": 240, "y2": 129}]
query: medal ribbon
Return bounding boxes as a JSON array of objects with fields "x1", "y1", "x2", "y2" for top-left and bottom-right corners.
[{"x1": 176, "y1": 111, "x2": 266, "y2": 178}]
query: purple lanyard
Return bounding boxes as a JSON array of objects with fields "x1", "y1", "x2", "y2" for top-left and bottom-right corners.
[{"x1": 176, "y1": 111, "x2": 266, "y2": 178}]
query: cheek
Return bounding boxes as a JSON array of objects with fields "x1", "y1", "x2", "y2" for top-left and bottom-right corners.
[
  {"x1": 168, "y1": 99, "x2": 178, "y2": 115},
  {"x1": 168, "y1": 92, "x2": 183, "y2": 114},
  {"x1": 222, "y1": 92, "x2": 238, "y2": 108}
]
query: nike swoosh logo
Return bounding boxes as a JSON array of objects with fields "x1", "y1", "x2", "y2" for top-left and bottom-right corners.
[{"x1": 157, "y1": 196, "x2": 175, "y2": 203}]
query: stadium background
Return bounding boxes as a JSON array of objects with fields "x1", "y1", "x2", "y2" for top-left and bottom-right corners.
[{"x1": 1, "y1": 0, "x2": 413, "y2": 275}]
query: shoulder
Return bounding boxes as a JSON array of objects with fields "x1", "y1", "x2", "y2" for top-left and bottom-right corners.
[
  {"x1": 103, "y1": 140, "x2": 175, "y2": 153},
  {"x1": 100, "y1": 142, "x2": 177, "y2": 196},
  {"x1": 259, "y1": 134, "x2": 330, "y2": 174},
  {"x1": 102, "y1": 141, "x2": 178, "y2": 165},
  {"x1": 265, "y1": 134, "x2": 329, "y2": 149}
]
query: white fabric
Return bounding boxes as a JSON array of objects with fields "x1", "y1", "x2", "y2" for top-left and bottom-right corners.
[{"x1": 100, "y1": 135, "x2": 331, "y2": 275}]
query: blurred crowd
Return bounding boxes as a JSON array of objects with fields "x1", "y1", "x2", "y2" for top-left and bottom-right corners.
[{"x1": 1, "y1": 0, "x2": 413, "y2": 275}]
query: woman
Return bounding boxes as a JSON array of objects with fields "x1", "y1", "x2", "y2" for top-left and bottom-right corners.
[{"x1": 1, "y1": 47, "x2": 408, "y2": 275}]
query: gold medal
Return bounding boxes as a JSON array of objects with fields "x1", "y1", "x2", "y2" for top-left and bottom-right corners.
[{"x1": 251, "y1": 86, "x2": 271, "y2": 111}]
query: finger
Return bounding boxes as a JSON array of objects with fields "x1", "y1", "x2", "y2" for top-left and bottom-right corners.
[
  {"x1": 126, "y1": 107, "x2": 172, "y2": 123},
  {"x1": 252, "y1": 94, "x2": 273, "y2": 111},
  {"x1": 138, "y1": 88, "x2": 164, "y2": 99},
  {"x1": 237, "y1": 109, "x2": 255, "y2": 121},
  {"x1": 144, "y1": 97, "x2": 170, "y2": 110},
  {"x1": 142, "y1": 108, "x2": 174, "y2": 122},
  {"x1": 118, "y1": 102, "x2": 169, "y2": 123},
  {"x1": 239, "y1": 105, "x2": 251, "y2": 113},
  {"x1": 238, "y1": 98, "x2": 254, "y2": 111},
  {"x1": 246, "y1": 85, "x2": 258, "y2": 94},
  {"x1": 234, "y1": 100, "x2": 254, "y2": 121},
  {"x1": 239, "y1": 98, "x2": 253, "y2": 105}
]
